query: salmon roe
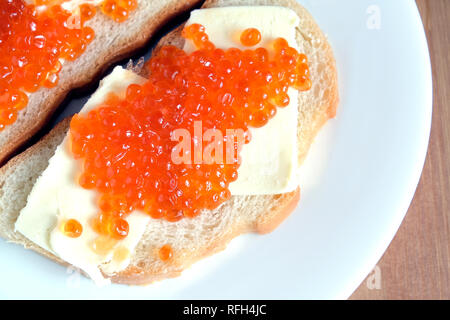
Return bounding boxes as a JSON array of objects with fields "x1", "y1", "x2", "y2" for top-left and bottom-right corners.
[
  {"x1": 159, "y1": 244, "x2": 173, "y2": 261},
  {"x1": 0, "y1": 0, "x2": 136, "y2": 131},
  {"x1": 62, "y1": 219, "x2": 83, "y2": 238},
  {"x1": 240, "y1": 28, "x2": 261, "y2": 47},
  {"x1": 69, "y1": 24, "x2": 311, "y2": 239},
  {"x1": 100, "y1": 0, "x2": 138, "y2": 23}
]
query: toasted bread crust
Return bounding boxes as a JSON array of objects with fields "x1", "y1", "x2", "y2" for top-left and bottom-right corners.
[{"x1": 0, "y1": 0, "x2": 203, "y2": 166}]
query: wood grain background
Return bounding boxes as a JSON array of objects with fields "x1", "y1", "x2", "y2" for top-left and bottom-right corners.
[{"x1": 350, "y1": 0, "x2": 449, "y2": 299}]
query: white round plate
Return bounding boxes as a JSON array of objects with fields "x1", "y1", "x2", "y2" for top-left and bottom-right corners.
[{"x1": 0, "y1": 0, "x2": 432, "y2": 299}]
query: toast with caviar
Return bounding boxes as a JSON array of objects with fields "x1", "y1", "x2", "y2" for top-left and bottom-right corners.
[
  {"x1": 0, "y1": 0, "x2": 202, "y2": 165},
  {"x1": 0, "y1": 0, "x2": 338, "y2": 284}
]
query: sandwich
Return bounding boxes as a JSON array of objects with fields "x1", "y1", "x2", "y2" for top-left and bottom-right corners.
[
  {"x1": 0, "y1": 0, "x2": 202, "y2": 164},
  {"x1": 0, "y1": 0, "x2": 338, "y2": 285}
]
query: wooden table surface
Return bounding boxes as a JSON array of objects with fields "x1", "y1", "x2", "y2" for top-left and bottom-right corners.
[{"x1": 350, "y1": 0, "x2": 449, "y2": 299}]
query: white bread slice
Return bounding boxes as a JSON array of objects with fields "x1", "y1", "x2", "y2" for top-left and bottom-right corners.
[
  {"x1": 0, "y1": 0, "x2": 202, "y2": 165},
  {"x1": 0, "y1": 0, "x2": 338, "y2": 284}
]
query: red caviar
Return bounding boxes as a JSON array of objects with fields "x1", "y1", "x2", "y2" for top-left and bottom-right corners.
[
  {"x1": 240, "y1": 28, "x2": 261, "y2": 47},
  {"x1": 159, "y1": 244, "x2": 173, "y2": 261},
  {"x1": 91, "y1": 210, "x2": 130, "y2": 240},
  {"x1": 101, "y1": 0, "x2": 138, "y2": 23},
  {"x1": 0, "y1": 0, "x2": 136, "y2": 131},
  {"x1": 62, "y1": 219, "x2": 83, "y2": 238},
  {"x1": 69, "y1": 24, "x2": 311, "y2": 238}
]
